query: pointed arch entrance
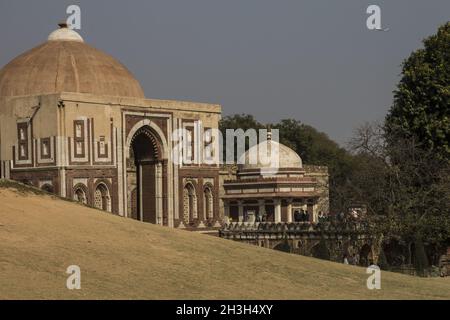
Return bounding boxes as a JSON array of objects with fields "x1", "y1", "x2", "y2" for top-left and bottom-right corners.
[
  {"x1": 127, "y1": 125, "x2": 165, "y2": 224},
  {"x1": 183, "y1": 182, "x2": 197, "y2": 225}
]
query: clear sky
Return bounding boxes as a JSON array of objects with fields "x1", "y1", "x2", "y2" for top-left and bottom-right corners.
[{"x1": 1, "y1": 0, "x2": 449, "y2": 146}]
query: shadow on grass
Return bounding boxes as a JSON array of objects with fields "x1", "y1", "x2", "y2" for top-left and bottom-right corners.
[{"x1": 0, "y1": 179, "x2": 103, "y2": 212}]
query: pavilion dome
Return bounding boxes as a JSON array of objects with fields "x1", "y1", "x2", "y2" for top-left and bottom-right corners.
[
  {"x1": 238, "y1": 139, "x2": 303, "y2": 170},
  {"x1": 0, "y1": 23, "x2": 145, "y2": 98}
]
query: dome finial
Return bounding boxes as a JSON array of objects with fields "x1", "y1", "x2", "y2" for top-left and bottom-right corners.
[
  {"x1": 267, "y1": 124, "x2": 272, "y2": 141},
  {"x1": 48, "y1": 21, "x2": 84, "y2": 42},
  {"x1": 58, "y1": 21, "x2": 69, "y2": 29}
]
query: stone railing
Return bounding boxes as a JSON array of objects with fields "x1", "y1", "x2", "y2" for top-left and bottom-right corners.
[{"x1": 220, "y1": 220, "x2": 369, "y2": 234}]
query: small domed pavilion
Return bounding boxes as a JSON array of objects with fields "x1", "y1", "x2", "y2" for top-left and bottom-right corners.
[{"x1": 222, "y1": 135, "x2": 329, "y2": 223}]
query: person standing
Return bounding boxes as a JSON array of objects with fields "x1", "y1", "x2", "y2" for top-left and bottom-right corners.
[
  {"x1": 318, "y1": 211, "x2": 324, "y2": 222},
  {"x1": 343, "y1": 254, "x2": 349, "y2": 265}
]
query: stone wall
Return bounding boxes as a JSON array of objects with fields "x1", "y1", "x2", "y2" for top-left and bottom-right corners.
[
  {"x1": 303, "y1": 165, "x2": 329, "y2": 214},
  {"x1": 218, "y1": 164, "x2": 237, "y2": 217},
  {"x1": 220, "y1": 221, "x2": 376, "y2": 265}
]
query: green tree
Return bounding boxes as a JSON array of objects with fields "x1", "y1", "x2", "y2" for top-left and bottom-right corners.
[
  {"x1": 386, "y1": 22, "x2": 450, "y2": 160},
  {"x1": 377, "y1": 248, "x2": 389, "y2": 271},
  {"x1": 219, "y1": 114, "x2": 265, "y2": 162},
  {"x1": 349, "y1": 24, "x2": 450, "y2": 266},
  {"x1": 413, "y1": 236, "x2": 429, "y2": 277},
  {"x1": 219, "y1": 114, "x2": 265, "y2": 133},
  {"x1": 350, "y1": 122, "x2": 450, "y2": 266},
  {"x1": 384, "y1": 23, "x2": 450, "y2": 264}
]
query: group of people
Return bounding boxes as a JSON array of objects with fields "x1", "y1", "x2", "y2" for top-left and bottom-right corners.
[
  {"x1": 333, "y1": 209, "x2": 362, "y2": 223},
  {"x1": 255, "y1": 212, "x2": 268, "y2": 222},
  {"x1": 343, "y1": 253, "x2": 360, "y2": 265},
  {"x1": 293, "y1": 210, "x2": 310, "y2": 222},
  {"x1": 228, "y1": 209, "x2": 360, "y2": 224},
  {"x1": 317, "y1": 211, "x2": 328, "y2": 222}
]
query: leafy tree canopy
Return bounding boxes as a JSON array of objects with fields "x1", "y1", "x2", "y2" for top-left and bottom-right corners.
[{"x1": 386, "y1": 22, "x2": 450, "y2": 160}]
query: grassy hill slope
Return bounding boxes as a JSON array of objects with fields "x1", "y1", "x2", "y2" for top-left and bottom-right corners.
[{"x1": 0, "y1": 182, "x2": 449, "y2": 299}]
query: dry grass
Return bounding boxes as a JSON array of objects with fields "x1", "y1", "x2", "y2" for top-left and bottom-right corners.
[{"x1": 0, "y1": 184, "x2": 449, "y2": 300}]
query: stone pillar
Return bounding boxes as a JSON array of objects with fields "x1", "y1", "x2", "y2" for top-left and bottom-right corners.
[
  {"x1": 247, "y1": 211, "x2": 256, "y2": 223},
  {"x1": 138, "y1": 164, "x2": 143, "y2": 222},
  {"x1": 258, "y1": 199, "x2": 265, "y2": 221},
  {"x1": 155, "y1": 162, "x2": 163, "y2": 225},
  {"x1": 307, "y1": 200, "x2": 314, "y2": 223},
  {"x1": 287, "y1": 198, "x2": 293, "y2": 223},
  {"x1": 167, "y1": 117, "x2": 174, "y2": 227},
  {"x1": 274, "y1": 199, "x2": 281, "y2": 223},
  {"x1": 313, "y1": 203, "x2": 318, "y2": 223},
  {"x1": 224, "y1": 200, "x2": 230, "y2": 218},
  {"x1": 238, "y1": 200, "x2": 244, "y2": 222},
  {"x1": 60, "y1": 167, "x2": 66, "y2": 197},
  {"x1": 116, "y1": 129, "x2": 125, "y2": 217}
]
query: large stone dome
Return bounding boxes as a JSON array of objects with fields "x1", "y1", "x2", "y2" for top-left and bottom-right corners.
[
  {"x1": 238, "y1": 140, "x2": 302, "y2": 170},
  {"x1": 0, "y1": 24, "x2": 145, "y2": 98}
]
